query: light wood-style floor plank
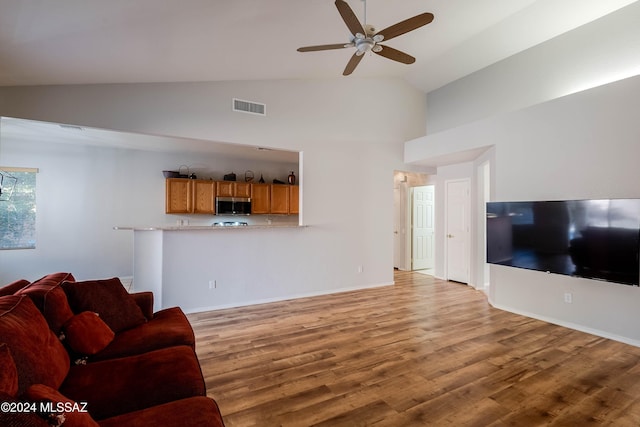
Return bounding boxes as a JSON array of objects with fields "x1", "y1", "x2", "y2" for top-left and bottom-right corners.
[{"x1": 188, "y1": 271, "x2": 640, "y2": 426}]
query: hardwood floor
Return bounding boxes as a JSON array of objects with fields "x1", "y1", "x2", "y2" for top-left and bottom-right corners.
[{"x1": 188, "y1": 271, "x2": 640, "y2": 426}]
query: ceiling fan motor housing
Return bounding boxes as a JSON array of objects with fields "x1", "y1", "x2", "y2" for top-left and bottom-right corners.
[{"x1": 355, "y1": 38, "x2": 375, "y2": 54}]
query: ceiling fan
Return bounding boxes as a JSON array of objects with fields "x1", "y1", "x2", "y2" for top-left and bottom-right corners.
[{"x1": 297, "y1": 0, "x2": 434, "y2": 76}]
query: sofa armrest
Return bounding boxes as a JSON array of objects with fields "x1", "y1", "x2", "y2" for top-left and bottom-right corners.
[{"x1": 131, "y1": 291, "x2": 154, "y2": 320}]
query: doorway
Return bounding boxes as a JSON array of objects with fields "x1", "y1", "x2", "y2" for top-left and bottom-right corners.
[{"x1": 393, "y1": 171, "x2": 433, "y2": 272}]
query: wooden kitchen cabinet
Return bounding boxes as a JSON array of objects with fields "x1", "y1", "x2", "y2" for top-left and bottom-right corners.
[
  {"x1": 166, "y1": 178, "x2": 192, "y2": 214},
  {"x1": 216, "y1": 181, "x2": 234, "y2": 197},
  {"x1": 216, "y1": 181, "x2": 251, "y2": 198},
  {"x1": 167, "y1": 179, "x2": 298, "y2": 216},
  {"x1": 192, "y1": 180, "x2": 216, "y2": 214},
  {"x1": 235, "y1": 182, "x2": 251, "y2": 198},
  {"x1": 251, "y1": 183, "x2": 271, "y2": 214},
  {"x1": 166, "y1": 178, "x2": 215, "y2": 214},
  {"x1": 289, "y1": 186, "x2": 299, "y2": 214},
  {"x1": 270, "y1": 184, "x2": 290, "y2": 214}
]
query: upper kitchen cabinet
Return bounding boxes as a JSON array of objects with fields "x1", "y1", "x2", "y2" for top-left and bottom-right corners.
[
  {"x1": 192, "y1": 180, "x2": 216, "y2": 214},
  {"x1": 166, "y1": 178, "x2": 192, "y2": 213},
  {"x1": 217, "y1": 181, "x2": 251, "y2": 198},
  {"x1": 271, "y1": 184, "x2": 290, "y2": 214},
  {"x1": 166, "y1": 178, "x2": 216, "y2": 214},
  {"x1": 251, "y1": 183, "x2": 271, "y2": 214},
  {"x1": 289, "y1": 186, "x2": 299, "y2": 215}
]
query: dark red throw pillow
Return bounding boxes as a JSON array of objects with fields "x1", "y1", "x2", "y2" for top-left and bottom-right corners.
[
  {"x1": 24, "y1": 384, "x2": 99, "y2": 427},
  {"x1": 16, "y1": 272, "x2": 76, "y2": 334},
  {"x1": 0, "y1": 343, "x2": 18, "y2": 397},
  {"x1": 63, "y1": 312, "x2": 115, "y2": 355},
  {"x1": 17, "y1": 283, "x2": 75, "y2": 335},
  {"x1": 62, "y1": 278, "x2": 147, "y2": 333}
]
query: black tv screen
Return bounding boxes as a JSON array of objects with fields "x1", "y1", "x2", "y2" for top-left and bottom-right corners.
[{"x1": 486, "y1": 199, "x2": 640, "y2": 286}]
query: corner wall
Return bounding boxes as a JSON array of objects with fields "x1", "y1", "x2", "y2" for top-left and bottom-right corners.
[{"x1": 406, "y1": 74, "x2": 640, "y2": 345}]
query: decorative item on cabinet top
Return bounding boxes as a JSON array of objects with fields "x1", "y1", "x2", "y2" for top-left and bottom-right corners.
[{"x1": 162, "y1": 165, "x2": 190, "y2": 179}]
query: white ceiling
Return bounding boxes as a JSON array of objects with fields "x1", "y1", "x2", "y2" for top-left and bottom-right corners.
[
  {"x1": 0, "y1": 0, "x2": 637, "y2": 161},
  {"x1": 0, "y1": 0, "x2": 637, "y2": 92}
]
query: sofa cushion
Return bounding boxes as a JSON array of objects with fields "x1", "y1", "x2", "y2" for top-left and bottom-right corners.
[
  {"x1": 62, "y1": 278, "x2": 147, "y2": 333},
  {"x1": 0, "y1": 296, "x2": 70, "y2": 395},
  {"x1": 63, "y1": 312, "x2": 115, "y2": 356},
  {"x1": 17, "y1": 287, "x2": 74, "y2": 336},
  {"x1": 16, "y1": 272, "x2": 76, "y2": 335},
  {"x1": 98, "y1": 396, "x2": 226, "y2": 427},
  {"x1": 0, "y1": 278, "x2": 30, "y2": 296},
  {"x1": 91, "y1": 307, "x2": 195, "y2": 362},
  {"x1": 0, "y1": 343, "x2": 18, "y2": 397},
  {"x1": 24, "y1": 384, "x2": 99, "y2": 427},
  {"x1": 61, "y1": 345, "x2": 206, "y2": 420}
]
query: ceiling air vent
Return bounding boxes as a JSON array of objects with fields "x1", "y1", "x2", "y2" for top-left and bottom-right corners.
[{"x1": 233, "y1": 98, "x2": 266, "y2": 116}]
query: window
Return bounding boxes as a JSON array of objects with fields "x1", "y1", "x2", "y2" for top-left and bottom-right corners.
[{"x1": 0, "y1": 168, "x2": 37, "y2": 249}]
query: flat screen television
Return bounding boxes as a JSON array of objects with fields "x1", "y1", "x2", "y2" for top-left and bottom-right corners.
[{"x1": 486, "y1": 199, "x2": 640, "y2": 286}]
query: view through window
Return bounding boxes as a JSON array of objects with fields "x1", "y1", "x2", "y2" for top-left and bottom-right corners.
[{"x1": 0, "y1": 168, "x2": 37, "y2": 249}]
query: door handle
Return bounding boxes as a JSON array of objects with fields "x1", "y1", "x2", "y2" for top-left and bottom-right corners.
[{"x1": 448, "y1": 234, "x2": 454, "y2": 238}]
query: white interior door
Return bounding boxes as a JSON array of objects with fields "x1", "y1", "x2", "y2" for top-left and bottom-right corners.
[
  {"x1": 446, "y1": 179, "x2": 470, "y2": 283},
  {"x1": 412, "y1": 185, "x2": 435, "y2": 270},
  {"x1": 393, "y1": 188, "x2": 403, "y2": 269}
]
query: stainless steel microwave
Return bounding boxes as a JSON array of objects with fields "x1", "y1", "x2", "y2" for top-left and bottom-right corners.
[{"x1": 215, "y1": 197, "x2": 251, "y2": 215}]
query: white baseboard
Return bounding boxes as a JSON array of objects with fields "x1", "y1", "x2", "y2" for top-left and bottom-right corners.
[
  {"x1": 489, "y1": 300, "x2": 640, "y2": 348},
  {"x1": 183, "y1": 281, "x2": 394, "y2": 314}
]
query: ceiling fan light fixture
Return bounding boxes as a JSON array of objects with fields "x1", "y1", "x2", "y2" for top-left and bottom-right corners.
[
  {"x1": 372, "y1": 45, "x2": 383, "y2": 53},
  {"x1": 355, "y1": 38, "x2": 374, "y2": 53}
]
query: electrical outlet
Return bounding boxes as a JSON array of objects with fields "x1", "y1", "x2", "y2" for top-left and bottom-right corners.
[
  {"x1": 209, "y1": 280, "x2": 216, "y2": 290},
  {"x1": 357, "y1": 265, "x2": 363, "y2": 273},
  {"x1": 564, "y1": 292, "x2": 572, "y2": 304}
]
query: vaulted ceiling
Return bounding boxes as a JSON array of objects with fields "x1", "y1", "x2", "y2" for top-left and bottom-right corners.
[{"x1": 1, "y1": 0, "x2": 637, "y2": 92}]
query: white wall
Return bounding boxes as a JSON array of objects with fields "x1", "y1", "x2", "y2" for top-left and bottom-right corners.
[
  {"x1": 406, "y1": 74, "x2": 640, "y2": 345},
  {"x1": 0, "y1": 136, "x2": 297, "y2": 283},
  {"x1": 0, "y1": 78, "x2": 428, "y2": 307},
  {"x1": 425, "y1": 0, "x2": 640, "y2": 134}
]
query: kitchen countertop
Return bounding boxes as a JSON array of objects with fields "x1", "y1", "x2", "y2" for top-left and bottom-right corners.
[{"x1": 114, "y1": 224, "x2": 306, "y2": 231}]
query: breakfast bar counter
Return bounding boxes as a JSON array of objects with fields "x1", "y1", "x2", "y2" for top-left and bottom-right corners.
[
  {"x1": 114, "y1": 224, "x2": 305, "y2": 231},
  {"x1": 115, "y1": 223, "x2": 309, "y2": 313}
]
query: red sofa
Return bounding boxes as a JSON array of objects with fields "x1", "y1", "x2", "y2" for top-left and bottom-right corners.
[{"x1": 0, "y1": 273, "x2": 225, "y2": 427}]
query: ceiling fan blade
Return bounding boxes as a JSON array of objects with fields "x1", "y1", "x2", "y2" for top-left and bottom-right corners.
[
  {"x1": 374, "y1": 45, "x2": 415, "y2": 64},
  {"x1": 375, "y1": 13, "x2": 434, "y2": 42},
  {"x1": 297, "y1": 43, "x2": 351, "y2": 52},
  {"x1": 335, "y1": 0, "x2": 365, "y2": 36},
  {"x1": 343, "y1": 52, "x2": 364, "y2": 76}
]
